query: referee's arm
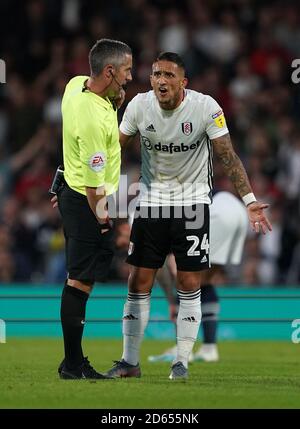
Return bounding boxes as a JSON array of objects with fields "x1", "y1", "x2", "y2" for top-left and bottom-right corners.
[
  {"x1": 86, "y1": 186, "x2": 110, "y2": 230},
  {"x1": 78, "y1": 120, "x2": 111, "y2": 229}
]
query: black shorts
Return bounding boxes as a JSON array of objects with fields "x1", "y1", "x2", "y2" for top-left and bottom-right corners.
[
  {"x1": 58, "y1": 183, "x2": 114, "y2": 282},
  {"x1": 126, "y1": 204, "x2": 210, "y2": 271}
]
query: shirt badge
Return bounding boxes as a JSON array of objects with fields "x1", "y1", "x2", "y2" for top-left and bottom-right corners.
[
  {"x1": 212, "y1": 110, "x2": 226, "y2": 128},
  {"x1": 88, "y1": 152, "x2": 106, "y2": 172},
  {"x1": 182, "y1": 122, "x2": 193, "y2": 135}
]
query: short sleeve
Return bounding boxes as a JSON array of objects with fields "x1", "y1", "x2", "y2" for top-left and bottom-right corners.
[
  {"x1": 119, "y1": 96, "x2": 138, "y2": 136},
  {"x1": 77, "y1": 119, "x2": 107, "y2": 188},
  {"x1": 204, "y1": 95, "x2": 229, "y2": 140}
]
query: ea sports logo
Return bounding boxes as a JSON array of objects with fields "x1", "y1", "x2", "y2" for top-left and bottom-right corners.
[{"x1": 89, "y1": 152, "x2": 106, "y2": 172}]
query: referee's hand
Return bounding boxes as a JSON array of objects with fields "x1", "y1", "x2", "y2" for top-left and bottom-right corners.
[
  {"x1": 99, "y1": 216, "x2": 113, "y2": 234},
  {"x1": 51, "y1": 195, "x2": 58, "y2": 209},
  {"x1": 247, "y1": 201, "x2": 272, "y2": 234}
]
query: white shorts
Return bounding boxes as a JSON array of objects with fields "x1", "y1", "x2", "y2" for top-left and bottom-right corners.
[{"x1": 209, "y1": 192, "x2": 248, "y2": 265}]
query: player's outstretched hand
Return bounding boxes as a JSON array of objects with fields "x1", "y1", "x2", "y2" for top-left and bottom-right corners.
[
  {"x1": 51, "y1": 195, "x2": 58, "y2": 209},
  {"x1": 247, "y1": 202, "x2": 272, "y2": 234}
]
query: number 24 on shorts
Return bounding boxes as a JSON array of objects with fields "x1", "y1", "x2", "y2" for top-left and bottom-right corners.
[{"x1": 186, "y1": 233, "x2": 209, "y2": 256}]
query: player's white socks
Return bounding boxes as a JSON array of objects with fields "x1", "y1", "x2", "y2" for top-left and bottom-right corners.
[
  {"x1": 122, "y1": 292, "x2": 151, "y2": 366},
  {"x1": 175, "y1": 289, "x2": 201, "y2": 368}
]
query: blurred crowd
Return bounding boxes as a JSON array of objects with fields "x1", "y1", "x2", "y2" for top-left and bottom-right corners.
[{"x1": 0, "y1": 0, "x2": 300, "y2": 285}]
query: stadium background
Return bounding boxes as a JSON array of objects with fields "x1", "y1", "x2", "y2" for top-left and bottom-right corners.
[
  {"x1": 0, "y1": 0, "x2": 300, "y2": 411},
  {"x1": 0, "y1": 0, "x2": 300, "y2": 337}
]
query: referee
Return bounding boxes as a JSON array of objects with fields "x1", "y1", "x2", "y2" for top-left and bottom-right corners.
[{"x1": 57, "y1": 39, "x2": 132, "y2": 379}]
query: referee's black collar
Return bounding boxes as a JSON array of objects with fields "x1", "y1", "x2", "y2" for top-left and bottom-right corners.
[{"x1": 82, "y1": 79, "x2": 90, "y2": 92}]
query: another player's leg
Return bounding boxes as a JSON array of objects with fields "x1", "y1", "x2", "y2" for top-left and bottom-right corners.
[
  {"x1": 105, "y1": 267, "x2": 156, "y2": 378},
  {"x1": 193, "y1": 283, "x2": 220, "y2": 362}
]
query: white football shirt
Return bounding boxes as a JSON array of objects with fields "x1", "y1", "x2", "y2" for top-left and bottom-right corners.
[
  {"x1": 210, "y1": 192, "x2": 248, "y2": 265},
  {"x1": 120, "y1": 89, "x2": 229, "y2": 206}
]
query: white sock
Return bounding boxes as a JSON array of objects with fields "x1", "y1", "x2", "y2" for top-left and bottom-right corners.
[
  {"x1": 200, "y1": 343, "x2": 217, "y2": 352},
  {"x1": 175, "y1": 289, "x2": 201, "y2": 368},
  {"x1": 122, "y1": 292, "x2": 150, "y2": 365}
]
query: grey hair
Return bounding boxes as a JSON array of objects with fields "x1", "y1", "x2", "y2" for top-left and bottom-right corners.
[{"x1": 89, "y1": 38, "x2": 132, "y2": 76}]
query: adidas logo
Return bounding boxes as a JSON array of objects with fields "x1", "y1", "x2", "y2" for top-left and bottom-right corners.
[
  {"x1": 146, "y1": 124, "x2": 156, "y2": 132},
  {"x1": 182, "y1": 316, "x2": 197, "y2": 322},
  {"x1": 123, "y1": 314, "x2": 138, "y2": 320},
  {"x1": 201, "y1": 255, "x2": 207, "y2": 263}
]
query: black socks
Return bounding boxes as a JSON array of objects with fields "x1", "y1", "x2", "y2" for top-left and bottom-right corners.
[{"x1": 60, "y1": 285, "x2": 89, "y2": 369}]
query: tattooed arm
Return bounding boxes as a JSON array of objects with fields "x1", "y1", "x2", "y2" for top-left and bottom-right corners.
[
  {"x1": 212, "y1": 133, "x2": 252, "y2": 197},
  {"x1": 212, "y1": 133, "x2": 272, "y2": 234}
]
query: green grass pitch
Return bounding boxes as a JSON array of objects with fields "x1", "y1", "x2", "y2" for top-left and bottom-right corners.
[{"x1": 0, "y1": 339, "x2": 299, "y2": 409}]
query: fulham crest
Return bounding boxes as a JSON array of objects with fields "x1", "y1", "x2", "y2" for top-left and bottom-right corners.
[{"x1": 182, "y1": 122, "x2": 193, "y2": 135}]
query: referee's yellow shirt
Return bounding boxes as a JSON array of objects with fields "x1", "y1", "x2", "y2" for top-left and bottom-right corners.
[{"x1": 61, "y1": 76, "x2": 121, "y2": 196}]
